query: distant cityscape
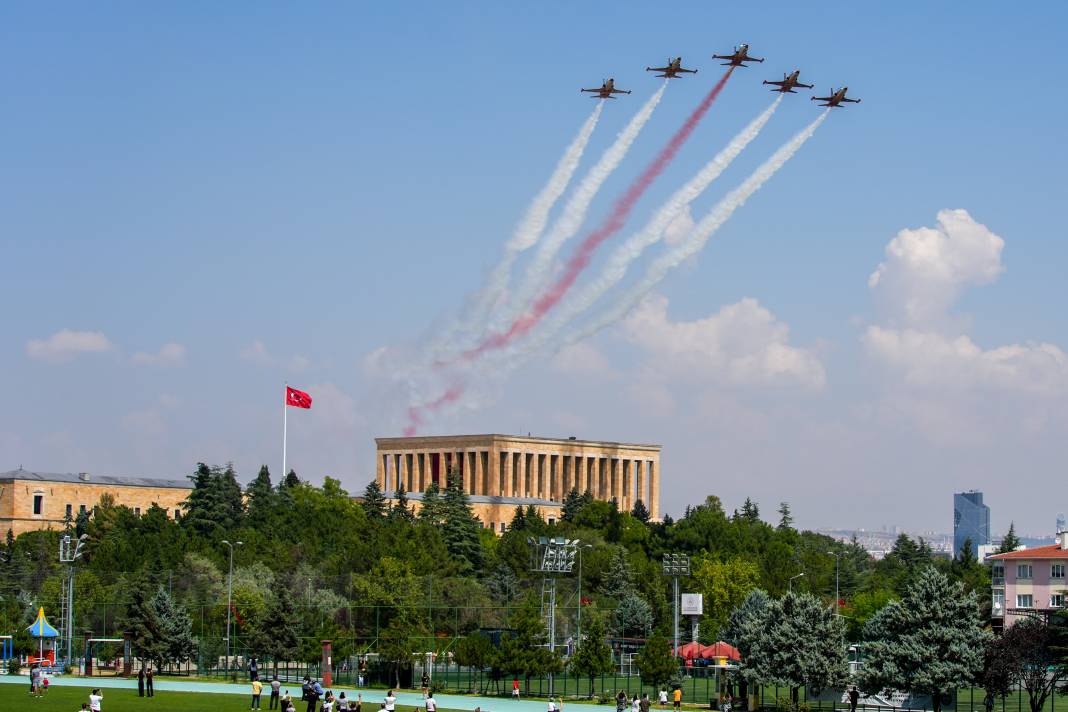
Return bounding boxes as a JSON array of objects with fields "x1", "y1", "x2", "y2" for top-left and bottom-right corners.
[{"x1": 818, "y1": 490, "x2": 1063, "y2": 560}]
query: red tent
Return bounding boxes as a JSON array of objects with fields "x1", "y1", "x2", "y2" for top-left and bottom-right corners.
[
  {"x1": 673, "y1": 641, "x2": 706, "y2": 660},
  {"x1": 703, "y1": 641, "x2": 741, "y2": 661}
]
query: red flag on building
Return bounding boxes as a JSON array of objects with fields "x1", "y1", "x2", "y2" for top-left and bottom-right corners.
[{"x1": 285, "y1": 386, "x2": 312, "y2": 409}]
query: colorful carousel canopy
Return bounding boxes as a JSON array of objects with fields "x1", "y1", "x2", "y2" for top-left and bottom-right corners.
[{"x1": 27, "y1": 607, "x2": 58, "y2": 638}]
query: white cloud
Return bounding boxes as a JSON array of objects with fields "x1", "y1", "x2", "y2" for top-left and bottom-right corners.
[
  {"x1": 868, "y1": 209, "x2": 1004, "y2": 327},
  {"x1": 622, "y1": 294, "x2": 826, "y2": 390},
  {"x1": 26, "y1": 329, "x2": 114, "y2": 363},
  {"x1": 240, "y1": 340, "x2": 272, "y2": 365},
  {"x1": 131, "y1": 342, "x2": 186, "y2": 366},
  {"x1": 863, "y1": 326, "x2": 1068, "y2": 396},
  {"x1": 551, "y1": 342, "x2": 616, "y2": 379}
]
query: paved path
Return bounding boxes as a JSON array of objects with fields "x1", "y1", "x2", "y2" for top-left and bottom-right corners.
[{"x1": 0, "y1": 675, "x2": 552, "y2": 712}]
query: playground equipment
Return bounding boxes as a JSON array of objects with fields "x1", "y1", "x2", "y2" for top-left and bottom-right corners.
[
  {"x1": 83, "y1": 637, "x2": 126, "y2": 676},
  {"x1": 27, "y1": 607, "x2": 59, "y2": 668}
]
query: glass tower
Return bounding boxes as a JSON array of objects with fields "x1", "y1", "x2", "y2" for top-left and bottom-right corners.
[{"x1": 953, "y1": 491, "x2": 990, "y2": 558}]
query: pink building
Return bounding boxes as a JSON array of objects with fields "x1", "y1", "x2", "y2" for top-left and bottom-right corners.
[{"x1": 989, "y1": 535, "x2": 1068, "y2": 626}]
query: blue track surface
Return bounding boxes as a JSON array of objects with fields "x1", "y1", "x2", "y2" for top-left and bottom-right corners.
[{"x1": 0, "y1": 675, "x2": 554, "y2": 712}]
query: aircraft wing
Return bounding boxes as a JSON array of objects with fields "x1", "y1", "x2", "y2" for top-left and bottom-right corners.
[
  {"x1": 764, "y1": 80, "x2": 787, "y2": 87},
  {"x1": 646, "y1": 66, "x2": 672, "y2": 73},
  {"x1": 812, "y1": 95, "x2": 834, "y2": 102}
]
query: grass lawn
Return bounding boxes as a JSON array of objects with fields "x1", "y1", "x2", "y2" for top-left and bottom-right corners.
[{"x1": 0, "y1": 685, "x2": 458, "y2": 712}]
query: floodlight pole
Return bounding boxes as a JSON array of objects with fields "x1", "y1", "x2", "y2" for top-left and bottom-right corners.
[
  {"x1": 827, "y1": 552, "x2": 842, "y2": 615},
  {"x1": 529, "y1": 537, "x2": 579, "y2": 698},
  {"x1": 222, "y1": 539, "x2": 243, "y2": 678},
  {"x1": 59, "y1": 534, "x2": 87, "y2": 667},
  {"x1": 661, "y1": 553, "x2": 689, "y2": 662}
]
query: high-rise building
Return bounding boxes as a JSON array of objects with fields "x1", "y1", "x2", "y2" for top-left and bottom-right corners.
[
  {"x1": 954, "y1": 491, "x2": 990, "y2": 558},
  {"x1": 1057, "y1": 512, "x2": 1066, "y2": 535}
]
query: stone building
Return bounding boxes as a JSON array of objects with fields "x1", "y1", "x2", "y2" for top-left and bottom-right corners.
[
  {"x1": 0, "y1": 468, "x2": 191, "y2": 537},
  {"x1": 374, "y1": 434, "x2": 661, "y2": 532}
]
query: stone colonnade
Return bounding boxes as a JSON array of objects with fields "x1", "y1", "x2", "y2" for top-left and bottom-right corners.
[{"x1": 374, "y1": 439, "x2": 660, "y2": 520}]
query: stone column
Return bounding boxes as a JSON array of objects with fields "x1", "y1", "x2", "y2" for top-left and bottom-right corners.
[
  {"x1": 461, "y1": 451, "x2": 471, "y2": 494},
  {"x1": 610, "y1": 458, "x2": 621, "y2": 504},
  {"x1": 635, "y1": 460, "x2": 645, "y2": 510},
  {"x1": 376, "y1": 452, "x2": 385, "y2": 491},
  {"x1": 622, "y1": 459, "x2": 632, "y2": 512},
  {"x1": 437, "y1": 451, "x2": 447, "y2": 485},
  {"x1": 648, "y1": 460, "x2": 660, "y2": 520},
  {"x1": 475, "y1": 451, "x2": 486, "y2": 496},
  {"x1": 503, "y1": 452, "x2": 514, "y2": 497}
]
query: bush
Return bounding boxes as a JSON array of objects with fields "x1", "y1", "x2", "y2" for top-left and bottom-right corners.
[{"x1": 7, "y1": 660, "x2": 22, "y2": 675}]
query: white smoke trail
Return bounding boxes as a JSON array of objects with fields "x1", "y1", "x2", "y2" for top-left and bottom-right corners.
[
  {"x1": 533, "y1": 96, "x2": 783, "y2": 338},
  {"x1": 462, "y1": 102, "x2": 605, "y2": 330},
  {"x1": 571, "y1": 110, "x2": 830, "y2": 342},
  {"x1": 494, "y1": 82, "x2": 670, "y2": 332}
]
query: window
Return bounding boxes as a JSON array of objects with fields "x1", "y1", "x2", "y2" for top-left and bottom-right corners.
[
  {"x1": 992, "y1": 591, "x2": 1005, "y2": 615},
  {"x1": 1017, "y1": 594, "x2": 1034, "y2": 608},
  {"x1": 65, "y1": 504, "x2": 73, "y2": 518},
  {"x1": 992, "y1": 562, "x2": 1005, "y2": 585},
  {"x1": 1052, "y1": 563, "x2": 1065, "y2": 579},
  {"x1": 33, "y1": 494, "x2": 43, "y2": 515},
  {"x1": 174, "y1": 509, "x2": 181, "y2": 520},
  {"x1": 1017, "y1": 564, "x2": 1033, "y2": 580},
  {"x1": 133, "y1": 507, "x2": 141, "y2": 516},
  {"x1": 79, "y1": 504, "x2": 87, "y2": 514},
  {"x1": 1051, "y1": 594, "x2": 1064, "y2": 608},
  {"x1": 500, "y1": 522, "x2": 507, "y2": 532}
]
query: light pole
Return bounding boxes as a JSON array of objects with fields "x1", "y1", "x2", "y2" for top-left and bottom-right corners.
[
  {"x1": 576, "y1": 544, "x2": 592, "y2": 641},
  {"x1": 222, "y1": 539, "x2": 243, "y2": 678},
  {"x1": 528, "y1": 537, "x2": 579, "y2": 697},
  {"x1": 827, "y1": 551, "x2": 842, "y2": 615},
  {"x1": 789, "y1": 572, "x2": 805, "y2": 592},
  {"x1": 58, "y1": 534, "x2": 88, "y2": 666},
  {"x1": 661, "y1": 553, "x2": 690, "y2": 660}
]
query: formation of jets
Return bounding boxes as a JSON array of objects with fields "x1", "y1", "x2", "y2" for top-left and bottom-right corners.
[{"x1": 583, "y1": 44, "x2": 860, "y2": 108}]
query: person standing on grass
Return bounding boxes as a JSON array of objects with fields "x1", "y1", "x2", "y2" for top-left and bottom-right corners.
[
  {"x1": 384, "y1": 689, "x2": 397, "y2": 712},
  {"x1": 426, "y1": 690, "x2": 438, "y2": 712},
  {"x1": 306, "y1": 679, "x2": 322, "y2": 712},
  {"x1": 848, "y1": 687, "x2": 859, "y2": 712},
  {"x1": 146, "y1": 665, "x2": 154, "y2": 697},
  {"x1": 616, "y1": 690, "x2": 628, "y2": 712},
  {"x1": 138, "y1": 666, "x2": 145, "y2": 697},
  {"x1": 252, "y1": 677, "x2": 264, "y2": 709},
  {"x1": 270, "y1": 676, "x2": 281, "y2": 709},
  {"x1": 632, "y1": 694, "x2": 640, "y2": 712},
  {"x1": 89, "y1": 688, "x2": 103, "y2": 712},
  {"x1": 672, "y1": 687, "x2": 682, "y2": 712},
  {"x1": 640, "y1": 693, "x2": 651, "y2": 712},
  {"x1": 512, "y1": 677, "x2": 520, "y2": 700},
  {"x1": 658, "y1": 689, "x2": 668, "y2": 708}
]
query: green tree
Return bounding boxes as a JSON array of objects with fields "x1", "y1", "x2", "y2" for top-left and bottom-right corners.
[
  {"x1": 362, "y1": 480, "x2": 387, "y2": 520},
  {"x1": 498, "y1": 596, "x2": 561, "y2": 693},
  {"x1": 281, "y1": 469, "x2": 301, "y2": 489},
  {"x1": 691, "y1": 555, "x2": 761, "y2": 641},
  {"x1": 631, "y1": 499, "x2": 650, "y2": 523},
  {"x1": 390, "y1": 483, "x2": 415, "y2": 523},
  {"x1": 600, "y1": 548, "x2": 634, "y2": 599},
  {"x1": 777, "y1": 502, "x2": 793, "y2": 531},
  {"x1": 455, "y1": 632, "x2": 495, "y2": 692},
  {"x1": 246, "y1": 465, "x2": 276, "y2": 524},
  {"x1": 997, "y1": 523, "x2": 1021, "y2": 554},
  {"x1": 859, "y1": 567, "x2": 989, "y2": 712},
  {"x1": 1001, "y1": 617, "x2": 1067, "y2": 712},
  {"x1": 741, "y1": 591, "x2": 848, "y2": 710},
  {"x1": 635, "y1": 632, "x2": 677, "y2": 692},
  {"x1": 561, "y1": 489, "x2": 584, "y2": 522},
  {"x1": 125, "y1": 581, "x2": 196, "y2": 670},
  {"x1": 739, "y1": 498, "x2": 761, "y2": 524},
  {"x1": 569, "y1": 608, "x2": 614, "y2": 697},
  {"x1": 616, "y1": 590, "x2": 654, "y2": 638},
  {"x1": 441, "y1": 471, "x2": 484, "y2": 572},
  {"x1": 379, "y1": 605, "x2": 427, "y2": 688},
  {"x1": 248, "y1": 587, "x2": 300, "y2": 676},
  {"x1": 721, "y1": 589, "x2": 769, "y2": 648}
]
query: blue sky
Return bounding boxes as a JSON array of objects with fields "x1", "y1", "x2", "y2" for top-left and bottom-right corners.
[{"x1": 4, "y1": 2, "x2": 1067, "y2": 534}]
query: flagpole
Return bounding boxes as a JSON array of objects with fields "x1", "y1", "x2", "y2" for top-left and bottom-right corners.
[{"x1": 282, "y1": 382, "x2": 288, "y2": 480}]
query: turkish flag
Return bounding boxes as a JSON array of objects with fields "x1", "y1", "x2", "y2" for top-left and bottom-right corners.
[{"x1": 285, "y1": 386, "x2": 312, "y2": 409}]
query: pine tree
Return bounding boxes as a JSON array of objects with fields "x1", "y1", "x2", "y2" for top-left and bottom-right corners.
[
  {"x1": 249, "y1": 587, "x2": 300, "y2": 675},
  {"x1": 600, "y1": 548, "x2": 634, "y2": 599},
  {"x1": 631, "y1": 499, "x2": 650, "y2": 523},
  {"x1": 389, "y1": 483, "x2": 415, "y2": 523},
  {"x1": 362, "y1": 480, "x2": 387, "y2": 520},
  {"x1": 721, "y1": 589, "x2": 769, "y2": 648},
  {"x1": 741, "y1": 591, "x2": 848, "y2": 709},
  {"x1": 215, "y1": 464, "x2": 245, "y2": 530},
  {"x1": 615, "y1": 590, "x2": 653, "y2": 637},
  {"x1": 281, "y1": 469, "x2": 301, "y2": 489},
  {"x1": 859, "y1": 567, "x2": 989, "y2": 712},
  {"x1": 562, "y1": 488, "x2": 584, "y2": 522},
  {"x1": 441, "y1": 471, "x2": 484, "y2": 572},
  {"x1": 509, "y1": 506, "x2": 527, "y2": 532},
  {"x1": 740, "y1": 498, "x2": 761, "y2": 524},
  {"x1": 524, "y1": 505, "x2": 543, "y2": 528},
  {"x1": 569, "y1": 607, "x2": 614, "y2": 697},
  {"x1": 418, "y1": 482, "x2": 447, "y2": 524},
  {"x1": 777, "y1": 502, "x2": 793, "y2": 531},
  {"x1": 486, "y1": 564, "x2": 521, "y2": 602},
  {"x1": 998, "y1": 522, "x2": 1021, "y2": 554},
  {"x1": 246, "y1": 465, "x2": 276, "y2": 523},
  {"x1": 180, "y1": 463, "x2": 217, "y2": 537},
  {"x1": 152, "y1": 586, "x2": 196, "y2": 668}
]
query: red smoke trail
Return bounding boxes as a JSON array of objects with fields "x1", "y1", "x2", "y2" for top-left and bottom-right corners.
[
  {"x1": 465, "y1": 68, "x2": 734, "y2": 358},
  {"x1": 403, "y1": 383, "x2": 464, "y2": 436}
]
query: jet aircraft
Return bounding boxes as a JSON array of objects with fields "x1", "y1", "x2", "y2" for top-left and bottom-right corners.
[
  {"x1": 712, "y1": 44, "x2": 764, "y2": 67},
  {"x1": 810, "y1": 87, "x2": 861, "y2": 107},
  {"x1": 580, "y1": 78, "x2": 632, "y2": 99},
  {"x1": 763, "y1": 70, "x2": 814, "y2": 93},
  {"x1": 645, "y1": 57, "x2": 698, "y2": 79}
]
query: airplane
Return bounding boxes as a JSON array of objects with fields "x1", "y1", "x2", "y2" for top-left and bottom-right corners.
[
  {"x1": 712, "y1": 44, "x2": 764, "y2": 67},
  {"x1": 645, "y1": 57, "x2": 698, "y2": 79},
  {"x1": 810, "y1": 87, "x2": 861, "y2": 107},
  {"x1": 580, "y1": 78, "x2": 632, "y2": 99},
  {"x1": 763, "y1": 70, "x2": 814, "y2": 94}
]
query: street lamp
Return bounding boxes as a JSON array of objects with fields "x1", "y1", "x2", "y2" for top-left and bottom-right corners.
[
  {"x1": 788, "y1": 572, "x2": 805, "y2": 592},
  {"x1": 826, "y1": 551, "x2": 843, "y2": 615},
  {"x1": 576, "y1": 544, "x2": 593, "y2": 641},
  {"x1": 222, "y1": 539, "x2": 243, "y2": 677},
  {"x1": 528, "y1": 537, "x2": 579, "y2": 697}
]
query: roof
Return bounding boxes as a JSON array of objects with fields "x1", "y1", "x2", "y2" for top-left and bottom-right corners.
[
  {"x1": 400, "y1": 491, "x2": 560, "y2": 507},
  {"x1": 27, "y1": 608, "x2": 58, "y2": 638},
  {"x1": 375, "y1": 433, "x2": 661, "y2": 451},
  {"x1": 0, "y1": 468, "x2": 190, "y2": 490},
  {"x1": 988, "y1": 543, "x2": 1068, "y2": 560}
]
